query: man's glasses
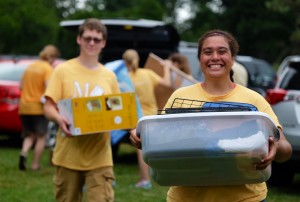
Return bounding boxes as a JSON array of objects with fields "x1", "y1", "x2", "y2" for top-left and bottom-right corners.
[{"x1": 82, "y1": 36, "x2": 103, "y2": 44}]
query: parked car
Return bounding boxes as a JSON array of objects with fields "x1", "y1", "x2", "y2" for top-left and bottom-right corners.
[
  {"x1": 0, "y1": 61, "x2": 26, "y2": 135},
  {"x1": 276, "y1": 55, "x2": 300, "y2": 76},
  {"x1": 266, "y1": 59, "x2": 300, "y2": 185},
  {"x1": 0, "y1": 57, "x2": 63, "y2": 138},
  {"x1": 236, "y1": 55, "x2": 277, "y2": 91}
]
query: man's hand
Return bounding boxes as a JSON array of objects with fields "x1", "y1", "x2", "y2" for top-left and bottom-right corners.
[{"x1": 58, "y1": 116, "x2": 72, "y2": 137}]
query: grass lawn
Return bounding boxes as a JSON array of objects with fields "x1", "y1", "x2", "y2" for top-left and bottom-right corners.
[{"x1": 0, "y1": 137, "x2": 300, "y2": 202}]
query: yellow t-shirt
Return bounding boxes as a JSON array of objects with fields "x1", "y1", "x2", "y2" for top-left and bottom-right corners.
[
  {"x1": 165, "y1": 83, "x2": 280, "y2": 202},
  {"x1": 19, "y1": 60, "x2": 53, "y2": 115},
  {"x1": 44, "y1": 58, "x2": 120, "y2": 170},
  {"x1": 129, "y1": 68, "x2": 161, "y2": 116}
]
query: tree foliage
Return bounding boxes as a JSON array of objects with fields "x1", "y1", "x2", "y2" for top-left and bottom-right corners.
[
  {"x1": 0, "y1": 0, "x2": 299, "y2": 65},
  {"x1": 0, "y1": 0, "x2": 59, "y2": 55},
  {"x1": 179, "y1": 0, "x2": 297, "y2": 63}
]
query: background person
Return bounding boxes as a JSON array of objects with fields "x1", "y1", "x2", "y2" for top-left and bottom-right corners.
[
  {"x1": 130, "y1": 29, "x2": 292, "y2": 201},
  {"x1": 167, "y1": 52, "x2": 193, "y2": 89},
  {"x1": 122, "y1": 49, "x2": 171, "y2": 189},
  {"x1": 43, "y1": 18, "x2": 120, "y2": 202},
  {"x1": 232, "y1": 61, "x2": 248, "y2": 87},
  {"x1": 18, "y1": 44, "x2": 60, "y2": 171}
]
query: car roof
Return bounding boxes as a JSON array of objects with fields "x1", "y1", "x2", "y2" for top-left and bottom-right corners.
[
  {"x1": 236, "y1": 55, "x2": 256, "y2": 62},
  {"x1": 0, "y1": 57, "x2": 64, "y2": 81},
  {"x1": 60, "y1": 19, "x2": 166, "y2": 28}
]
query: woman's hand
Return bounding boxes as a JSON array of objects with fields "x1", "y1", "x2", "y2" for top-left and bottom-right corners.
[
  {"x1": 130, "y1": 128, "x2": 142, "y2": 149},
  {"x1": 254, "y1": 136, "x2": 278, "y2": 170}
]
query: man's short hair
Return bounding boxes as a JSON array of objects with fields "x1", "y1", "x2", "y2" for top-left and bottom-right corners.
[{"x1": 78, "y1": 18, "x2": 107, "y2": 40}]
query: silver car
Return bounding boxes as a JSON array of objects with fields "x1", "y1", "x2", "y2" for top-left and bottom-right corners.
[{"x1": 266, "y1": 59, "x2": 300, "y2": 185}]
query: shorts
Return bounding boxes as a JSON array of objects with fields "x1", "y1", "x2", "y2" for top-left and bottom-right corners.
[
  {"x1": 54, "y1": 166, "x2": 115, "y2": 202},
  {"x1": 20, "y1": 115, "x2": 49, "y2": 137}
]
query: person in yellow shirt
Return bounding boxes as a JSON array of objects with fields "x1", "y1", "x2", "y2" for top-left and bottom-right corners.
[
  {"x1": 130, "y1": 29, "x2": 292, "y2": 201},
  {"x1": 232, "y1": 61, "x2": 248, "y2": 87},
  {"x1": 122, "y1": 49, "x2": 171, "y2": 189},
  {"x1": 43, "y1": 18, "x2": 120, "y2": 202},
  {"x1": 18, "y1": 44, "x2": 59, "y2": 171}
]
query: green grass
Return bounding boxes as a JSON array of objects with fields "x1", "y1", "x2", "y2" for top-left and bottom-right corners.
[{"x1": 0, "y1": 138, "x2": 300, "y2": 202}]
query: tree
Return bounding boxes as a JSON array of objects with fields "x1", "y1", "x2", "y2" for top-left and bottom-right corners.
[
  {"x1": 179, "y1": 0, "x2": 296, "y2": 64},
  {"x1": 266, "y1": 0, "x2": 300, "y2": 59},
  {"x1": 0, "y1": 0, "x2": 59, "y2": 55}
]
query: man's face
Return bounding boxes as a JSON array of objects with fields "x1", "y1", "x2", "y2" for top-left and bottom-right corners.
[{"x1": 77, "y1": 29, "x2": 106, "y2": 57}]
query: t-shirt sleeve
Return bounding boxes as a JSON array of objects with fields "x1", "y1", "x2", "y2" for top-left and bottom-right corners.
[
  {"x1": 110, "y1": 72, "x2": 121, "y2": 94},
  {"x1": 256, "y1": 94, "x2": 282, "y2": 129},
  {"x1": 44, "y1": 65, "x2": 63, "y2": 103}
]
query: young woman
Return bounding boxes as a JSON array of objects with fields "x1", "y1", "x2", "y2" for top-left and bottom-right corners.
[
  {"x1": 122, "y1": 49, "x2": 170, "y2": 189},
  {"x1": 130, "y1": 30, "x2": 292, "y2": 201}
]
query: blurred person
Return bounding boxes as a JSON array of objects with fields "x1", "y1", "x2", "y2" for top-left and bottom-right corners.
[
  {"x1": 18, "y1": 44, "x2": 60, "y2": 171},
  {"x1": 43, "y1": 18, "x2": 120, "y2": 202},
  {"x1": 130, "y1": 29, "x2": 292, "y2": 201},
  {"x1": 168, "y1": 53, "x2": 191, "y2": 75},
  {"x1": 167, "y1": 53, "x2": 194, "y2": 89},
  {"x1": 122, "y1": 49, "x2": 171, "y2": 189}
]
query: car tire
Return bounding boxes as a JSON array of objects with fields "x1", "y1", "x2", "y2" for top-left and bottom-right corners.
[{"x1": 267, "y1": 161, "x2": 295, "y2": 186}]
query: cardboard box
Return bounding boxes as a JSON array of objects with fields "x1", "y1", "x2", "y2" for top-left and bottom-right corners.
[
  {"x1": 137, "y1": 111, "x2": 277, "y2": 186},
  {"x1": 144, "y1": 53, "x2": 198, "y2": 109},
  {"x1": 58, "y1": 92, "x2": 138, "y2": 136}
]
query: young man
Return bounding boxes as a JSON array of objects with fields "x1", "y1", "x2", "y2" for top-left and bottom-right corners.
[{"x1": 44, "y1": 18, "x2": 120, "y2": 202}]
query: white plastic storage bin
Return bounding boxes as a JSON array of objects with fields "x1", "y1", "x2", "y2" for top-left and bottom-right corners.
[{"x1": 136, "y1": 111, "x2": 278, "y2": 186}]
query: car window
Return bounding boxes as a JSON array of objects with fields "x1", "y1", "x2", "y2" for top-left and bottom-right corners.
[
  {"x1": 279, "y1": 65, "x2": 300, "y2": 90},
  {"x1": 0, "y1": 63, "x2": 26, "y2": 81},
  {"x1": 255, "y1": 59, "x2": 274, "y2": 75},
  {"x1": 237, "y1": 61, "x2": 257, "y2": 75}
]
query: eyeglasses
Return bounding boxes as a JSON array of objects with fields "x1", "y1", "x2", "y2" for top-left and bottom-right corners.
[{"x1": 82, "y1": 36, "x2": 103, "y2": 44}]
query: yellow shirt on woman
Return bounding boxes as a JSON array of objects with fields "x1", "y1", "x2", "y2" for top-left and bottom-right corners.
[{"x1": 165, "y1": 83, "x2": 280, "y2": 202}]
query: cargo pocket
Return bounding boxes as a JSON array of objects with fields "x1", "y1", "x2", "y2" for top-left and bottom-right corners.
[
  {"x1": 103, "y1": 170, "x2": 115, "y2": 202},
  {"x1": 87, "y1": 168, "x2": 115, "y2": 202}
]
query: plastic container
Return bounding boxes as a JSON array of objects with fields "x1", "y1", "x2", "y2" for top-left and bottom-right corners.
[{"x1": 136, "y1": 111, "x2": 278, "y2": 186}]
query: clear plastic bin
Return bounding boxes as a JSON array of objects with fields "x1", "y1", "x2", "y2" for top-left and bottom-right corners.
[{"x1": 136, "y1": 111, "x2": 278, "y2": 186}]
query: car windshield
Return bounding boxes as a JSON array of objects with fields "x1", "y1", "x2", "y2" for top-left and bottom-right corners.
[
  {"x1": 279, "y1": 64, "x2": 300, "y2": 90},
  {"x1": 0, "y1": 62, "x2": 27, "y2": 81}
]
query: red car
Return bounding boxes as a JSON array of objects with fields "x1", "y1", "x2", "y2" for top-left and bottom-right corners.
[{"x1": 0, "y1": 57, "x2": 63, "y2": 137}]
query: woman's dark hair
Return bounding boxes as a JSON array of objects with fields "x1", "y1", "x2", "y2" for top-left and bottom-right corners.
[{"x1": 197, "y1": 29, "x2": 239, "y2": 82}]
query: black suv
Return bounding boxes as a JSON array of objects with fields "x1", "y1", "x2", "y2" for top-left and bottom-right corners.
[{"x1": 59, "y1": 19, "x2": 180, "y2": 66}]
